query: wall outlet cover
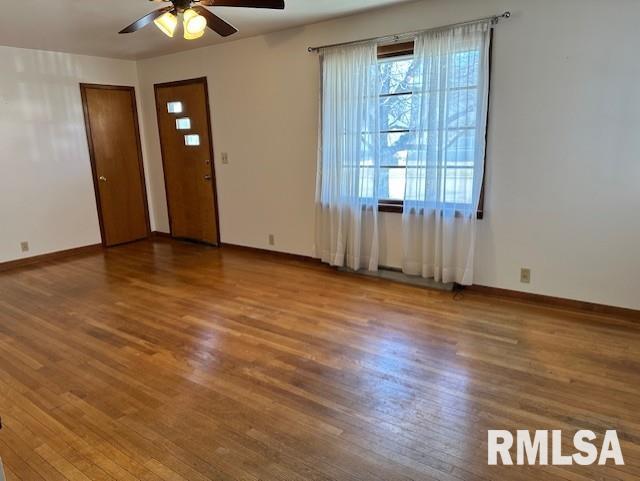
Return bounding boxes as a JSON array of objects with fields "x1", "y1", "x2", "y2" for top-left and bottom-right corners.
[
  {"x1": 520, "y1": 268, "x2": 531, "y2": 284},
  {"x1": 20, "y1": 241, "x2": 29, "y2": 252}
]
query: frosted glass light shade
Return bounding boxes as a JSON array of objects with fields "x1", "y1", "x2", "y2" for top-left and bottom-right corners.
[
  {"x1": 183, "y1": 9, "x2": 206, "y2": 40},
  {"x1": 154, "y1": 12, "x2": 178, "y2": 38}
]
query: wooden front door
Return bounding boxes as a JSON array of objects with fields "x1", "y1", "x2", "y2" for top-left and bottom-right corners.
[
  {"x1": 81, "y1": 84, "x2": 150, "y2": 247},
  {"x1": 154, "y1": 78, "x2": 219, "y2": 245}
]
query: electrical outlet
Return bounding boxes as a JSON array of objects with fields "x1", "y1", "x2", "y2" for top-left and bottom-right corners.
[
  {"x1": 20, "y1": 241, "x2": 29, "y2": 253},
  {"x1": 221, "y1": 152, "x2": 229, "y2": 164},
  {"x1": 268, "y1": 234, "x2": 275, "y2": 246},
  {"x1": 520, "y1": 268, "x2": 531, "y2": 284}
]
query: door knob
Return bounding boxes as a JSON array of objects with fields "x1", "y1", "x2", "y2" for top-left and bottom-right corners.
[
  {"x1": 204, "y1": 175, "x2": 212, "y2": 181},
  {"x1": 99, "y1": 176, "x2": 107, "y2": 182}
]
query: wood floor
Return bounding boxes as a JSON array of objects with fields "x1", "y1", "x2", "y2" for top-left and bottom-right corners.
[{"x1": 0, "y1": 239, "x2": 638, "y2": 481}]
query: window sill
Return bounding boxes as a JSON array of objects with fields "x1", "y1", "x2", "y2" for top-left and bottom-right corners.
[{"x1": 378, "y1": 203, "x2": 484, "y2": 219}]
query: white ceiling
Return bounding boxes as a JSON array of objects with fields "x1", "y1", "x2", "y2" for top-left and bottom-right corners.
[{"x1": 0, "y1": 0, "x2": 410, "y2": 60}]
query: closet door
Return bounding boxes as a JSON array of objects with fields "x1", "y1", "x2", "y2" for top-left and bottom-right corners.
[{"x1": 81, "y1": 84, "x2": 150, "y2": 246}]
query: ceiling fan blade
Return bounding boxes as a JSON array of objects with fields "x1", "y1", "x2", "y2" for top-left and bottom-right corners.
[
  {"x1": 119, "y1": 6, "x2": 173, "y2": 34},
  {"x1": 198, "y1": 0, "x2": 285, "y2": 9},
  {"x1": 192, "y1": 6, "x2": 238, "y2": 37}
]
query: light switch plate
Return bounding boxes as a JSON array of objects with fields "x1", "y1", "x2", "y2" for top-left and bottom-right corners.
[{"x1": 221, "y1": 152, "x2": 229, "y2": 164}]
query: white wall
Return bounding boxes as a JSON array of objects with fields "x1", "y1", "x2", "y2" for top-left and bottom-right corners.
[
  {"x1": 137, "y1": 0, "x2": 640, "y2": 310},
  {"x1": 0, "y1": 46, "x2": 149, "y2": 263},
  {"x1": 4, "y1": 0, "x2": 636, "y2": 310}
]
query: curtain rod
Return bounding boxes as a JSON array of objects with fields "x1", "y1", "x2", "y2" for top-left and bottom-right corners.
[{"x1": 307, "y1": 11, "x2": 511, "y2": 53}]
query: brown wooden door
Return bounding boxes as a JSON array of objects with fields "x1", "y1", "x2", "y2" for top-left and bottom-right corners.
[
  {"x1": 81, "y1": 84, "x2": 150, "y2": 247},
  {"x1": 154, "y1": 78, "x2": 219, "y2": 245}
]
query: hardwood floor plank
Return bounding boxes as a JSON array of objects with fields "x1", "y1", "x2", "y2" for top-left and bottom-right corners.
[{"x1": 0, "y1": 239, "x2": 638, "y2": 480}]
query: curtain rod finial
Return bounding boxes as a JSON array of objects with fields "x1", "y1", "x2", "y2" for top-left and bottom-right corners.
[{"x1": 492, "y1": 11, "x2": 510, "y2": 25}]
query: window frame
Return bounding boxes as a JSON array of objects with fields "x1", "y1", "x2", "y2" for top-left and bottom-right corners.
[{"x1": 375, "y1": 38, "x2": 490, "y2": 219}]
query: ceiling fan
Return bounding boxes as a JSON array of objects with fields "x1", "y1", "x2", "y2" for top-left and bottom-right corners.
[{"x1": 119, "y1": 0, "x2": 285, "y2": 40}]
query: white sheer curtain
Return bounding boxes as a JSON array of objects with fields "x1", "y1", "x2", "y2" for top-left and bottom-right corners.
[
  {"x1": 315, "y1": 42, "x2": 380, "y2": 271},
  {"x1": 402, "y1": 21, "x2": 491, "y2": 285}
]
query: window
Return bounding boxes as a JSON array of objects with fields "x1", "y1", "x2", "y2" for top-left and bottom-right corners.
[
  {"x1": 167, "y1": 101, "x2": 183, "y2": 113},
  {"x1": 375, "y1": 41, "x2": 487, "y2": 217},
  {"x1": 354, "y1": 45, "x2": 417, "y2": 206},
  {"x1": 378, "y1": 46, "x2": 416, "y2": 205},
  {"x1": 318, "y1": 29, "x2": 490, "y2": 219},
  {"x1": 176, "y1": 117, "x2": 191, "y2": 130},
  {"x1": 184, "y1": 134, "x2": 200, "y2": 146}
]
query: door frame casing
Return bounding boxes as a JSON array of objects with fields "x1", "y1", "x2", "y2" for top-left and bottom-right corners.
[
  {"x1": 80, "y1": 83, "x2": 151, "y2": 246},
  {"x1": 153, "y1": 76, "x2": 221, "y2": 246}
]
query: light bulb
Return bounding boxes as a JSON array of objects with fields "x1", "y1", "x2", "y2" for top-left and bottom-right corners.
[{"x1": 183, "y1": 8, "x2": 207, "y2": 40}]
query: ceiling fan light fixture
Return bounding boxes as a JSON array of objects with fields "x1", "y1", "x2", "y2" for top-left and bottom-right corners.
[
  {"x1": 154, "y1": 11, "x2": 178, "y2": 37},
  {"x1": 120, "y1": 0, "x2": 280, "y2": 38},
  {"x1": 183, "y1": 8, "x2": 207, "y2": 40}
]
